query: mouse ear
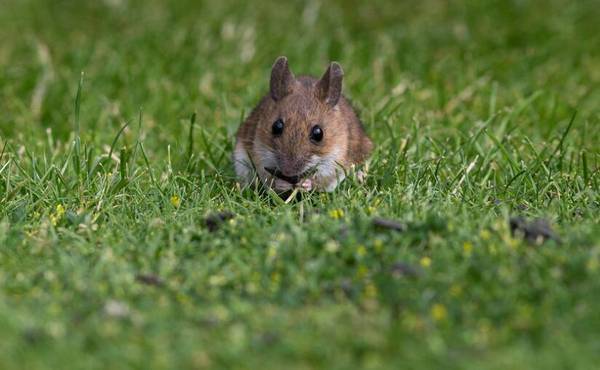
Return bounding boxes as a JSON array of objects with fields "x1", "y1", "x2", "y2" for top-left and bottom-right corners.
[
  {"x1": 270, "y1": 56, "x2": 295, "y2": 101},
  {"x1": 316, "y1": 62, "x2": 343, "y2": 107}
]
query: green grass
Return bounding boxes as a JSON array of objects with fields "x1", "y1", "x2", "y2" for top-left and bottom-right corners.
[{"x1": 0, "y1": 0, "x2": 599, "y2": 368}]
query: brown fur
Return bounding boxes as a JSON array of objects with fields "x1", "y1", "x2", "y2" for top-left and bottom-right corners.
[{"x1": 235, "y1": 57, "x2": 372, "y2": 190}]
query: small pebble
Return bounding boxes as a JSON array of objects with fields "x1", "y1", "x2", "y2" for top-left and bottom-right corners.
[
  {"x1": 373, "y1": 217, "x2": 407, "y2": 232},
  {"x1": 509, "y1": 216, "x2": 560, "y2": 244},
  {"x1": 390, "y1": 262, "x2": 421, "y2": 279},
  {"x1": 135, "y1": 273, "x2": 164, "y2": 287}
]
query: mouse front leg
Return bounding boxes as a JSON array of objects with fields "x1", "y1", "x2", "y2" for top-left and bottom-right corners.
[{"x1": 300, "y1": 178, "x2": 313, "y2": 191}]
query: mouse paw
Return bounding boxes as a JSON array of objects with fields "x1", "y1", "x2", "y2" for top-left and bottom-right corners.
[{"x1": 300, "y1": 178, "x2": 313, "y2": 191}]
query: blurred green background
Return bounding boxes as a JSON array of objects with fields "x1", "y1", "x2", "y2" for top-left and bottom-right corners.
[{"x1": 1, "y1": 0, "x2": 597, "y2": 147}]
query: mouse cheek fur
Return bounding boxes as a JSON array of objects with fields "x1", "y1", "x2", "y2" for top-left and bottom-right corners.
[
  {"x1": 233, "y1": 141, "x2": 277, "y2": 189},
  {"x1": 310, "y1": 147, "x2": 347, "y2": 192},
  {"x1": 233, "y1": 142, "x2": 255, "y2": 186},
  {"x1": 249, "y1": 142, "x2": 294, "y2": 192}
]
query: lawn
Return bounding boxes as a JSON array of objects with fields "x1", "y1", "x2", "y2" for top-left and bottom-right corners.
[{"x1": 0, "y1": 0, "x2": 599, "y2": 369}]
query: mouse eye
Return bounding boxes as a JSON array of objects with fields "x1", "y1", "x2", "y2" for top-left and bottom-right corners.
[
  {"x1": 310, "y1": 125, "x2": 323, "y2": 143},
  {"x1": 272, "y1": 118, "x2": 284, "y2": 136}
]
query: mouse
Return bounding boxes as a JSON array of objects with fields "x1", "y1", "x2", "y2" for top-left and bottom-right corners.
[{"x1": 233, "y1": 56, "x2": 372, "y2": 193}]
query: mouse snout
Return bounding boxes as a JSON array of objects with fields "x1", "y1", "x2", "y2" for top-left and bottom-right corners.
[
  {"x1": 264, "y1": 167, "x2": 300, "y2": 185},
  {"x1": 279, "y1": 156, "x2": 306, "y2": 178}
]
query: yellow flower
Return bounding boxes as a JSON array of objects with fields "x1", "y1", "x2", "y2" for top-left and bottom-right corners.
[
  {"x1": 420, "y1": 256, "x2": 431, "y2": 268},
  {"x1": 480, "y1": 229, "x2": 491, "y2": 241},
  {"x1": 431, "y1": 303, "x2": 447, "y2": 321},
  {"x1": 507, "y1": 237, "x2": 520, "y2": 250},
  {"x1": 356, "y1": 265, "x2": 369, "y2": 279},
  {"x1": 373, "y1": 239, "x2": 384, "y2": 253},
  {"x1": 170, "y1": 195, "x2": 181, "y2": 208},
  {"x1": 50, "y1": 204, "x2": 66, "y2": 226},
  {"x1": 267, "y1": 245, "x2": 277, "y2": 261},
  {"x1": 463, "y1": 241, "x2": 473, "y2": 256},
  {"x1": 329, "y1": 209, "x2": 345, "y2": 219},
  {"x1": 364, "y1": 283, "x2": 377, "y2": 299},
  {"x1": 356, "y1": 245, "x2": 367, "y2": 258}
]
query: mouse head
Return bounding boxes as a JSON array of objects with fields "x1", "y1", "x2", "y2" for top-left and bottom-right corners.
[{"x1": 255, "y1": 56, "x2": 349, "y2": 189}]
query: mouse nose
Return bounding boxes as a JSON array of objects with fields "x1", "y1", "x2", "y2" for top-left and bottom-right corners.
[{"x1": 264, "y1": 167, "x2": 300, "y2": 185}]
